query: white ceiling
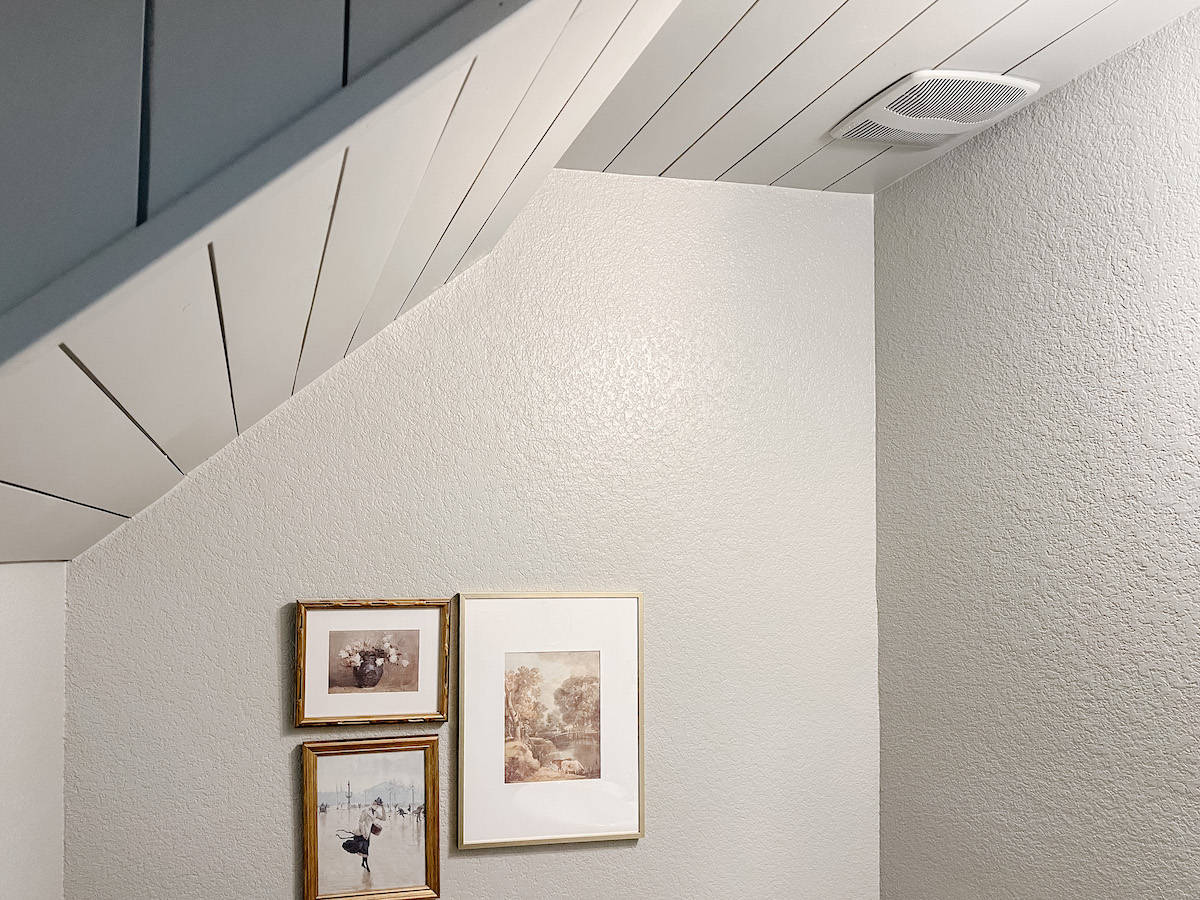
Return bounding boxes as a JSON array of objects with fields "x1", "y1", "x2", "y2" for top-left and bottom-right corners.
[
  {"x1": 1, "y1": 0, "x2": 1196, "y2": 563},
  {"x1": 561, "y1": 0, "x2": 1200, "y2": 192},
  {"x1": 0, "y1": 0, "x2": 678, "y2": 561}
]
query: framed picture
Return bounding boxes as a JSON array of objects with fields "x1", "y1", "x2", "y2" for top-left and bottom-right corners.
[
  {"x1": 457, "y1": 592, "x2": 644, "y2": 849},
  {"x1": 295, "y1": 599, "x2": 450, "y2": 726},
  {"x1": 302, "y1": 735, "x2": 440, "y2": 900}
]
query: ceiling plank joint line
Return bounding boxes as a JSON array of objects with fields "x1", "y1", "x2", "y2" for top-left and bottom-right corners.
[
  {"x1": 0, "y1": 478, "x2": 129, "y2": 520},
  {"x1": 57, "y1": 341, "x2": 184, "y2": 475},
  {"x1": 1004, "y1": 0, "x2": 1122, "y2": 72},
  {"x1": 207, "y1": 242, "x2": 240, "y2": 434}
]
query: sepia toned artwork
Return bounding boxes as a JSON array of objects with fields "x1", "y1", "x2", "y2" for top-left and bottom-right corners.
[
  {"x1": 328, "y1": 629, "x2": 419, "y2": 694},
  {"x1": 303, "y1": 736, "x2": 440, "y2": 900},
  {"x1": 295, "y1": 599, "x2": 449, "y2": 726},
  {"x1": 504, "y1": 650, "x2": 600, "y2": 783},
  {"x1": 459, "y1": 593, "x2": 643, "y2": 849}
]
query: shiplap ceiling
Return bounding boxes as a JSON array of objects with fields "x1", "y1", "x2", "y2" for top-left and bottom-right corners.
[
  {"x1": 0, "y1": 0, "x2": 679, "y2": 561},
  {"x1": 1, "y1": 0, "x2": 1197, "y2": 563},
  {"x1": 561, "y1": 0, "x2": 1200, "y2": 192}
]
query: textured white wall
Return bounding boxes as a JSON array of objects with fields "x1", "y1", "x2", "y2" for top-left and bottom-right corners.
[
  {"x1": 1, "y1": 562, "x2": 65, "y2": 899},
  {"x1": 65, "y1": 170, "x2": 878, "y2": 899},
  {"x1": 876, "y1": 10, "x2": 1200, "y2": 899}
]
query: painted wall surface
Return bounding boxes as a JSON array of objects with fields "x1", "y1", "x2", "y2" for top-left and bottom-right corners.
[
  {"x1": 876, "y1": 10, "x2": 1200, "y2": 899},
  {"x1": 1, "y1": 562, "x2": 66, "y2": 899},
  {"x1": 64, "y1": 170, "x2": 878, "y2": 899}
]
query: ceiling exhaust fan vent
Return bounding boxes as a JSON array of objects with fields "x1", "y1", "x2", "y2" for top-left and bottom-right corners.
[{"x1": 832, "y1": 69, "x2": 1039, "y2": 147}]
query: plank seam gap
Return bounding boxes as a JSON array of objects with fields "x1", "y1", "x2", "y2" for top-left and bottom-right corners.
[
  {"x1": 207, "y1": 243, "x2": 240, "y2": 435},
  {"x1": 0, "y1": 478, "x2": 130, "y2": 520},
  {"x1": 58, "y1": 342, "x2": 184, "y2": 476}
]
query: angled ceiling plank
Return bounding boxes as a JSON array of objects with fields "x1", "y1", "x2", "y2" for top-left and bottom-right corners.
[
  {"x1": 0, "y1": 345, "x2": 181, "y2": 515},
  {"x1": 0, "y1": 482, "x2": 125, "y2": 563},
  {"x1": 710, "y1": 0, "x2": 1026, "y2": 186},
  {"x1": 831, "y1": 0, "x2": 1200, "y2": 193},
  {"x1": 0, "y1": 0, "x2": 556, "y2": 367},
  {"x1": 557, "y1": 0, "x2": 754, "y2": 172},
  {"x1": 777, "y1": 142, "x2": 888, "y2": 192},
  {"x1": 55, "y1": 246, "x2": 237, "y2": 472},
  {"x1": 208, "y1": 150, "x2": 344, "y2": 431},
  {"x1": 607, "y1": 0, "x2": 846, "y2": 177},
  {"x1": 293, "y1": 63, "x2": 470, "y2": 392},
  {"x1": 456, "y1": 0, "x2": 683, "y2": 279},
  {"x1": 348, "y1": 0, "x2": 577, "y2": 352},
  {"x1": 401, "y1": 0, "x2": 648, "y2": 310}
]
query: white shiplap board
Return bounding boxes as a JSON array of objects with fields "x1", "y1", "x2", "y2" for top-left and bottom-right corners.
[
  {"x1": 208, "y1": 152, "x2": 344, "y2": 431},
  {"x1": 0, "y1": 344, "x2": 181, "y2": 516},
  {"x1": 402, "y1": 0, "x2": 643, "y2": 309},
  {"x1": 348, "y1": 0, "x2": 577, "y2": 351},
  {"x1": 56, "y1": 246, "x2": 236, "y2": 473},
  {"x1": 558, "y1": 0, "x2": 754, "y2": 172},
  {"x1": 0, "y1": 483, "x2": 125, "y2": 563},
  {"x1": 293, "y1": 64, "x2": 470, "y2": 391},
  {"x1": 608, "y1": 0, "x2": 846, "y2": 177},
  {"x1": 454, "y1": 0, "x2": 684, "y2": 277}
]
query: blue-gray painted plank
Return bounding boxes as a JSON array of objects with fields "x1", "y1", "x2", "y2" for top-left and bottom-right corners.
[
  {"x1": 0, "y1": 0, "x2": 144, "y2": 314},
  {"x1": 145, "y1": 0, "x2": 344, "y2": 215}
]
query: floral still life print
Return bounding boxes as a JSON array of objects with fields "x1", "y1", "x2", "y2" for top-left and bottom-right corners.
[
  {"x1": 504, "y1": 650, "x2": 600, "y2": 783},
  {"x1": 328, "y1": 629, "x2": 419, "y2": 693}
]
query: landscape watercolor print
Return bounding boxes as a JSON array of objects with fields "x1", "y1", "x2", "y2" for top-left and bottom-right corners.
[{"x1": 504, "y1": 650, "x2": 600, "y2": 783}]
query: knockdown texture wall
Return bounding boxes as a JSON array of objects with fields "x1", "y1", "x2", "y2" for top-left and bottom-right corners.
[
  {"x1": 66, "y1": 170, "x2": 878, "y2": 899},
  {"x1": 877, "y1": 10, "x2": 1200, "y2": 900}
]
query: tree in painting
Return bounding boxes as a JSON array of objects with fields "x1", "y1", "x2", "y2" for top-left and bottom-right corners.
[{"x1": 503, "y1": 651, "x2": 600, "y2": 783}]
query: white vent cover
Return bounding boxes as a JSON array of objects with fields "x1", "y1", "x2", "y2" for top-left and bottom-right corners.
[{"x1": 831, "y1": 69, "x2": 1039, "y2": 147}]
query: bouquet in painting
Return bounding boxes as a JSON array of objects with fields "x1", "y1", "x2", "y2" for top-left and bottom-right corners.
[{"x1": 338, "y1": 634, "x2": 409, "y2": 670}]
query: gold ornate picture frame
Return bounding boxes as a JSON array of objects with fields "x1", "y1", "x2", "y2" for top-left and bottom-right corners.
[
  {"x1": 302, "y1": 735, "x2": 440, "y2": 900},
  {"x1": 295, "y1": 598, "x2": 450, "y2": 726}
]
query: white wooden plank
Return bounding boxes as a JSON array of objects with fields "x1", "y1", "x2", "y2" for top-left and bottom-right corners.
[
  {"x1": 57, "y1": 246, "x2": 236, "y2": 473},
  {"x1": 348, "y1": 0, "x2": 577, "y2": 352},
  {"x1": 558, "y1": 0, "x2": 753, "y2": 172},
  {"x1": 0, "y1": 0, "x2": 142, "y2": 314},
  {"x1": 208, "y1": 151, "x2": 344, "y2": 430},
  {"x1": 712, "y1": 0, "x2": 1025, "y2": 186},
  {"x1": 776, "y1": 141, "x2": 887, "y2": 191},
  {"x1": 831, "y1": 0, "x2": 1200, "y2": 193},
  {"x1": 0, "y1": 483, "x2": 124, "y2": 563},
  {"x1": 146, "y1": 0, "x2": 344, "y2": 215},
  {"x1": 608, "y1": 0, "x2": 845, "y2": 177},
  {"x1": 347, "y1": 0, "x2": 473, "y2": 82},
  {"x1": 293, "y1": 64, "x2": 470, "y2": 392},
  {"x1": 0, "y1": 345, "x2": 182, "y2": 516},
  {"x1": 401, "y1": 0, "x2": 643, "y2": 309},
  {"x1": 457, "y1": 0, "x2": 683, "y2": 277}
]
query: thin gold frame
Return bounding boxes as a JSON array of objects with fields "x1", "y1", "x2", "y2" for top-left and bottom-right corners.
[
  {"x1": 295, "y1": 598, "x2": 451, "y2": 727},
  {"x1": 302, "y1": 735, "x2": 440, "y2": 900},
  {"x1": 456, "y1": 591, "x2": 645, "y2": 849}
]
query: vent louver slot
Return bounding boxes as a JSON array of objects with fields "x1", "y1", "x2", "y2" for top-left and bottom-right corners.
[
  {"x1": 830, "y1": 69, "x2": 1039, "y2": 147},
  {"x1": 841, "y1": 120, "x2": 947, "y2": 147}
]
